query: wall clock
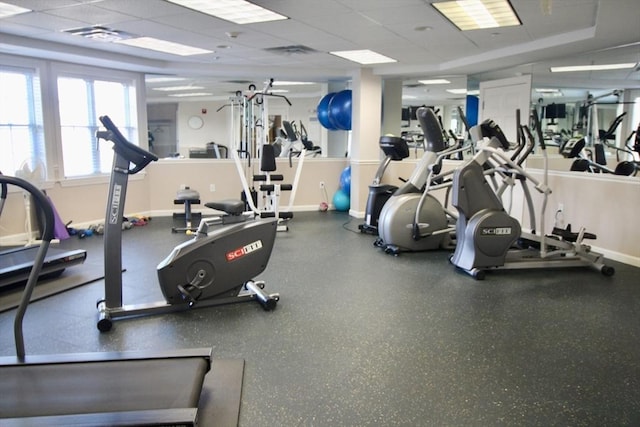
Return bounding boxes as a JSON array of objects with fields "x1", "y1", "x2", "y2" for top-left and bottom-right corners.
[{"x1": 188, "y1": 115, "x2": 204, "y2": 129}]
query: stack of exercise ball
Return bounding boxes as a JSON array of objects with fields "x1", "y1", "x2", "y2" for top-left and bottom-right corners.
[
  {"x1": 333, "y1": 166, "x2": 351, "y2": 212},
  {"x1": 317, "y1": 90, "x2": 352, "y2": 131}
]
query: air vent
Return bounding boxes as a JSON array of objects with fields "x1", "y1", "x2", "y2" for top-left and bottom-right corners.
[
  {"x1": 63, "y1": 26, "x2": 136, "y2": 42},
  {"x1": 403, "y1": 83, "x2": 423, "y2": 88},
  {"x1": 264, "y1": 45, "x2": 319, "y2": 55}
]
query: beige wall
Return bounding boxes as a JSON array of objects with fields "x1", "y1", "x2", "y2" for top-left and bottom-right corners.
[
  {"x1": 1, "y1": 158, "x2": 347, "y2": 237},
  {"x1": 2, "y1": 156, "x2": 638, "y2": 266}
]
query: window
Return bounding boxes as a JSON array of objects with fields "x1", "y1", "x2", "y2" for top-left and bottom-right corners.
[
  {"x1": 0, "y1": 66, "x2": 45, "y2": 177},
  {"x1": 57, "y1": 75, "x2": 138, "y2": 178}
]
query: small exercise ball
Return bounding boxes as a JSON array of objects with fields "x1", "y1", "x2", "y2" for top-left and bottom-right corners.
[
  {"x1": 317, "y1": 93, "x2": 338, "y2": 130},
  {"x1": 329, "y1": 89, "x2": 352, "y2": 131},
  {"x1": 339, "y1": 166, "x2": 351, "y2": 193},
  {"x1": 333, "y1": 189, "x2": 350, "y2": 212}
]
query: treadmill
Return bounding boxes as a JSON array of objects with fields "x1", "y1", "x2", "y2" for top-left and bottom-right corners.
[
  {"x1": 0, "y1": 174, "x2": 217, "y2": 426},
  {"x1": 0, "y1": 179, "x2": 86, "y2": 289},
  {"x1": 0, "y1": 246, "x2": 86, "y2": 289}
]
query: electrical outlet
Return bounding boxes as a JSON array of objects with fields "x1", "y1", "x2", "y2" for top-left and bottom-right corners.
[
  {"x1": 209, "y1": 184, "x2": 216, "y2": 192},
  {"x1": 180, "y1": 184, "x2": 187, "y2": 190},
  {"x1": 319, "y1": 181, "x2": 325, "y2": 189}
]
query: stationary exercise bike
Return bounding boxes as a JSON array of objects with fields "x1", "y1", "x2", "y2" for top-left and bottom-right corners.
[
  {"x1": 96, "y1": 115, "x2": 279, "y2": 332},
  {"x1": 450, "y1": 112, "x2": 615, "y2": 280},
  {"x1": 358, "y1": 135, "x2": 410, "y2": 234}
]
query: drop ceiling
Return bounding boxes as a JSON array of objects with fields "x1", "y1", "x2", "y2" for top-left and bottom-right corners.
[{"x1": 0, "y1": 0, "x2": 638, "y2": 105}]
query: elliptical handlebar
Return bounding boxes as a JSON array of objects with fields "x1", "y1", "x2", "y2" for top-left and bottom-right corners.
[
  {"x1": 417, "y1": 107, "x2": 447, "y2": 153},
  {"x1": 98, "y1": 115, "x2": 158, "y2": 174},
  {"x1": 531, "y1": 109, "x2": 546, "y2": 151}
]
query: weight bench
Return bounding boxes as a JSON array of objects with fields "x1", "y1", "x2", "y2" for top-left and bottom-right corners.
[{"x1": 173, "y1": 187, "x2": 201, "y2": 233}]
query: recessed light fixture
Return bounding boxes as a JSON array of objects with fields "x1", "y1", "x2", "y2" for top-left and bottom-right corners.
[
  {"x1": 330, "y1": 49, "x2": 397, "y2": 65},
  {"x1": 146, "y1": 76, "x2": 187, "y2": 83},
  {"x1": 116, "y1": 37, "x2": 212, "y2": 56},
  {"x1": 535, "y1": 88, "x2": 561, "y2": 93},
  {"x1": 168, "y1": 92, "x2": 213, "y2": 97},
  {"x1": 153, "y1": 86, "x2": 205, "y2": 91},
  {"x1": 419, "y1": 79, "x2": 451, "y2": 85},
  {"x1": 0, "y1": 1, "x2": 30, "y2": 18},
  {"x1": 432, "y1": 0, "x2": 521, "y2": 31},
  {"x1": 550, "y1": 63, "x2": 637, "y2": 72},
  {"x1": 166, "y1": 0, "x2": 288, "y2": 24},
  {"x1": 446, "y1": 88, "x2": 468, "y2": 94},
  {"x1": 271, "y1": 81, "x2": 315, "y2": 86}
]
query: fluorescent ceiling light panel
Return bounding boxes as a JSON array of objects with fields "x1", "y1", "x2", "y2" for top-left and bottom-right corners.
[
  {"x1": 116, "y1": 37, "x2": 212, "y2": 56},
  {"x1": 272, "y1": 81, "x2": 315, "y2": 86},
  {"x1": 330, "y1": 49, "x2": 397, "y2": 65},
  {"x1": 166, "y1": 0, "x2": 288, "y2": 24},
  {"x1": 153, "y1": 85, "x2": 205, "y2": 91},
  {"x1": 550, "y1": 63, "x2": 637, "y2": 72},
  {"x1": 419, "y1": 79, "x2": 451, "y2": 84},
  {"x1": 0, "y1": 2, "x2": 30, "y2": 18},
  {"x1": 446, "y1": 88, "x2": 468, "y2": 94},
  {"x1": 169, "y1": 92, "x2": 213, "y2": 97},
  {"x1": 146, "y1": 76, "x2": 186, "y2": 83},
  {"x1": 433, "y1": 0, "x2": 521, "y2": 31}
]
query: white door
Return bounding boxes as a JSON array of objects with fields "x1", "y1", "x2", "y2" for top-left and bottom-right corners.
[{"x1": 479, "y1": 75, "x2": 532, "y2": 143}]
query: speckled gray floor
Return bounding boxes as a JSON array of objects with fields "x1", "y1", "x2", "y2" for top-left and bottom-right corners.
[{"x1": 1, "y1": 212, "x2": 639, "y2": 426}]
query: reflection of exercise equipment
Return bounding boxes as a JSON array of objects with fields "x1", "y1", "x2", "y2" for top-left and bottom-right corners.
[
  {"x1": 450, "y1": 112, "x2": 614, "y2": 280},
  {"x1": 359, "y1": 135, "x2": 409, "y2": 234},
  {"x1": 376, "y1": 108, "x2": 459, "y2": 255},
  {"x1": 95, "y1": 115, "x2": 279, "y2": 332},
  {"x1": 566, "y1": 112, "x2": 636, "y2": 176},
  {"x1": 0, "y1": 174, "x2": 222, "y2": 425},
  {"x1": 317, "y1": 90, "x2": 352, "y2": 131},
  {"x1": 279, "y1": 120, "x2": 322, "y2": 158}
]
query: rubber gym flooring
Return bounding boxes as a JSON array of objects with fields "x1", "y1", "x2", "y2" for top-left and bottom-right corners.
[{"x1": 1, "y1": 211, "x2": 639, "y2": 426}]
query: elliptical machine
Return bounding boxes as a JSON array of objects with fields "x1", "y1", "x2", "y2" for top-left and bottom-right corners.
[
  {"x1": 96, "y1": 115, "x2": 279, "y2": 332},
  {"x1": 358, "y1": 135, "x2": 410, "y2": 234},
  {"x1": 450, "y1": 112, "x2": 615, "y2": 280},
  {"x1": 375, "y1": 107, "x2": 459, "y2": 254}
]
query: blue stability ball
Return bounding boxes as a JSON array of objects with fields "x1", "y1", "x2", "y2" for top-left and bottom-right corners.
[
  {"x1": 329, "y1": 89, "x2": 352, "y2": 131},
  {"x1": 333, "y1": 189, "x2": 350, "y2": 212},
  {"x1": 339, "y1": 166, "x2": 351, "y2": 193},
  {"x1": 317, "y1": 93, "x2": 338, "y2": 130}
]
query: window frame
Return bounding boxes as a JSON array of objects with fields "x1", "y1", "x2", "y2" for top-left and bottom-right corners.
[
  {"x1": 50, "y1": 62, "x2": 146, "y2": 184},
  {"x1": 0, "y1": 53, "x2": 147, "y2": 187}
]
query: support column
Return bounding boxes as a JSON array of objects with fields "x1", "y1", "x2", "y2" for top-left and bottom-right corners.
[
  {"x1": 381, "y1": 79, "x2": 403, "y2": 137},
  {"x1": 349, "y1": 68, "x2": 382, "y2": 217}
]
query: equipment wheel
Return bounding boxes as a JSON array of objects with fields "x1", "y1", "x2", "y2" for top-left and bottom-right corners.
[
  {"x1": 261, "y1": 296, "x2": 278, "y2": 311},
  {"x1": 97, "y1": 317, "x2": 112, "y2": 332},
  {"x1": 472, "y1": 269, "x2": 486, "y2": 281},
  {"x1": 601, "y1": 265, "x2": 615, "y2": 277}
]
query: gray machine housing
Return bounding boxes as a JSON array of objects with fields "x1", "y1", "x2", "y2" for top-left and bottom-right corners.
[
  {"x1": 158, "y1": 218, "x2": 277, "y2": 303},
  {"x1": 449, "y1": 117, "x2": 614, "y2": 279},
  {"x1": 376, "y1": 107, "x2": 453, "y2": 254}
]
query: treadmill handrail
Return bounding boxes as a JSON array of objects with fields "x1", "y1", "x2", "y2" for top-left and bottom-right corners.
[
  {"x1": 0, "y1": 175, "x2": 54, "y2": 359},
  {"x1": 98, "y1": 115, "x2": 158, "y2": 174}
]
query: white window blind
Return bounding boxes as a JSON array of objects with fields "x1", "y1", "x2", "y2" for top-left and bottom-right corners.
[
  {"x1": 0, "y1": 66, "x2": 46, "y2": 177},
  {"x1": 57, "y1": 75, "x2": 137, "y2": 178}
]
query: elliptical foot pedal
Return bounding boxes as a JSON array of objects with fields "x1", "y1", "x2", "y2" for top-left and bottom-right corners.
[{"x1": 552, "y1": 224, "x2": 596, "y2": 242}]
